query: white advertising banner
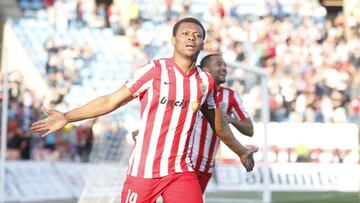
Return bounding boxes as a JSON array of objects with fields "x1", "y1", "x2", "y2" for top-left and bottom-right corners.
[
  {"x1": 4, "y1": 162, "x2": 127, "y2": 202},
  {"x1": 4, "y1": 162, "x2": 360, "y2": 202},
  {"x1": 208, "y1": 163, "x2": 360, "y2": 192},
  {"x1": 4, "y1": 161, "x2": 73, "y2": 202}
]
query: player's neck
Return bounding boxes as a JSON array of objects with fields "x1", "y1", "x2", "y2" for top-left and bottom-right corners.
[{"x1": 173, "y1": 54, "x2": 197, "y2": 74}]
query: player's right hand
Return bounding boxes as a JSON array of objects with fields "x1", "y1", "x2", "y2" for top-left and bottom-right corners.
[{"x1": 30, "y1": 108, "x2": 67, "y2": 137}]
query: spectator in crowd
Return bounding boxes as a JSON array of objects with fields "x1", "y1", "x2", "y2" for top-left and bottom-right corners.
[{"x1": 295, "y1": 139, "x2": 310, "y2": 162}]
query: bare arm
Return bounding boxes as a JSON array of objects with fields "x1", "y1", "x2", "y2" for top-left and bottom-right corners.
[
  {"x1": 65, "y1": 85, "x2": 133, "y2": 122},
  {"x1": 201, "y1": 108, "x2": 257, "y2": 171},
  {"x1": 30, "y1": 85, "x2": 134, "y2": 137},
  {"x1": 223, "y1": 114, "x2": 254, "y2": 137}
]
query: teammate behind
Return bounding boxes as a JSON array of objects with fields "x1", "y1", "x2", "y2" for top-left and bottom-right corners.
[
  {"x1": 30, "y1": 18, "x2": 257, "y2": 203},
  {"x1": 191, "y1": 53, "x2": 254, "y2": 193}
]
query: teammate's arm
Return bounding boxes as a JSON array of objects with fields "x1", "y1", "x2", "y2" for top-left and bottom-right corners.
[
  {"x1": 201, "y1": 107, "x2": 257, "y2": 172},
  {"x1": 226, "y1": 91, "x2": 254, "y2": 137},
  {"x1": 30, "y1": 85, "x2": 134, "y2": 137}
]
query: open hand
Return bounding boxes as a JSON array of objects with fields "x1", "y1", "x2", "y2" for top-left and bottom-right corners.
[
  {"x1": 239, "y1": 147, "x2": 258, "y2": 172},
  {"x1": 30, "y1": 108, "x2": 67, "y2": 137}
]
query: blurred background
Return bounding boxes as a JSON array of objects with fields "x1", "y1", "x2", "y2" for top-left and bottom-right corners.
[{"x1": 0, "y1": 0, "x2": 359, "y2": 202}]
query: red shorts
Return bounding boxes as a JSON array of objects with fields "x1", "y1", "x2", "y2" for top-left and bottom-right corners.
[
  {"x1": 121, "y1": 172, "x2": 203, "y2": 203},
  {"x1": 195, "y1": 171, "x2": 212, "y2": 194}
]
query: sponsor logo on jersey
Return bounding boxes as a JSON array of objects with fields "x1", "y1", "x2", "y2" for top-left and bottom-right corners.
[{"x1": 160, "y1": 97, "x2": 189, "y2": 108}]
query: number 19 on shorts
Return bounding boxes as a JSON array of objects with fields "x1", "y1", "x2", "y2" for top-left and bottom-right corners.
[{"x1": 125, "y1": 189, "x2": 138, "y2": 203}]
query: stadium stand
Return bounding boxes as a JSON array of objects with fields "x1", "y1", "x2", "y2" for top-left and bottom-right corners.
[
  {"x1": 0, "y1": 0, "x2": 359, "y2": 164},
  {"x1": 0, "y1": 0, "x2": 359, "y2": 183}
]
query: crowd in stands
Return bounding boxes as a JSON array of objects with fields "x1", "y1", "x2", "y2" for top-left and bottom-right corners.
[
  {"x1": 3, "y1": 70, "x2": 130, "y2": 162},
  {"x1": 132, "y1": 0, "x2": 360, "y2": 124},
  {"x1": 4, "y1": 71, "x2": 96, "y2": 161},
  {"x1": 2, "y1": 0, "x2": 359, "y2": 163},
  {"x1": 43, "y1": 36, "x2": 94, "y2": 104}
]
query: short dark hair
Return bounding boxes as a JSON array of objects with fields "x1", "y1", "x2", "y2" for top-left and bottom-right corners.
[
  {"x1": 200, "y1": 53, "x2": 221, "y2": 69},
  {"x1": 173, "y1": 17, "x2": 206, "y2": 40}
]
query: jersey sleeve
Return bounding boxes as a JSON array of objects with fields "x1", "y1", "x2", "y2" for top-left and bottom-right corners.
[
  {"x1": 230, "y1": 90, "x2": 250, "y2": 120},
  {"x1": 125, "y1": 61, "x2": 155, "y2": 98}
]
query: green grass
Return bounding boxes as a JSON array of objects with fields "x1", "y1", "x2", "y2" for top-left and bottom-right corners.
[
  {"x1": 205, "y1": 191, "x2": 360, "y2": 203},
  {"x1": 273, "y1": 192, "x2": 359, "y2": 203}
]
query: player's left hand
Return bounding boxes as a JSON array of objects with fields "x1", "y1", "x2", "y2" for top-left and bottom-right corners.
[{"x1": 239, "y1": 147, "x2": 258, "y2": 172}]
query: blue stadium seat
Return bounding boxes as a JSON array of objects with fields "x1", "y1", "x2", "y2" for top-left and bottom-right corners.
[{"x1": 12, "y1": 15, "x2": 135, "y2": 118}]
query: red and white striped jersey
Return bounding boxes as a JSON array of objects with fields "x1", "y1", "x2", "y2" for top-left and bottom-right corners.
[
  {"x1": 125, "y1": 58, "x2": 218, "y2": 178},
  {"x1": 190, "y1": 86, "x2": 250, "y2": 173}
]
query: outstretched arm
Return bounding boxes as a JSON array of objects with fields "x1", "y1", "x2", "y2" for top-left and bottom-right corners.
[
  {"x1": 30, "y1": 85, "x2": 134, "y2": 137},
  {"x1": 64, "y1": 85, "x2": 133, "y2": 122},
  {"x1": 201, "y1": 107, "x2": 257, "y2": 172}
]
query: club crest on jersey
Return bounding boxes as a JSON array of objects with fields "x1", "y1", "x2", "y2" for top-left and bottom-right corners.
[
  {"x1": 191, "y1": 101, "x2": 200, "y2": 111},
  {"x1": 200, "y1": 82, "x2": 207, "y2": 94}
]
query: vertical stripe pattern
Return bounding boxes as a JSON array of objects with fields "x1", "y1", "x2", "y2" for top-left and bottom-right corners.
[
  {"x1": 125, "y1": 58, "x2": 216, "y2": 178},
  {"x1": 190, "y1": 87, "x2": 250, "y2": 173}
]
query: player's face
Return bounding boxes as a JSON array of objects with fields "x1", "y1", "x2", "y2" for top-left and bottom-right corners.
[
  {"x1": 172, "y1": 22, "x2": 204, "y2": 59},
  {"x1": 204, "y1": 55, "x2": 227, "y2": 85}
]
